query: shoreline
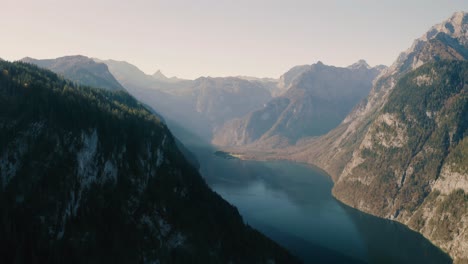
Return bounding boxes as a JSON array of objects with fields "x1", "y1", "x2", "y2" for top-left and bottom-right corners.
[{"x1": 213, "y1": 147, "x2": 454, "y2": 263}]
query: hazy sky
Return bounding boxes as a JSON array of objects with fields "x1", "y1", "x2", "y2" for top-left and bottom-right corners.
[{"x1": 1, "y1": 0, "x2": 466, "y2": 79}]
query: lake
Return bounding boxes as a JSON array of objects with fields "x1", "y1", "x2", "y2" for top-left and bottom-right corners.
[{"x1": 189, "y1": 144, "x2": 452, "y2": 264}]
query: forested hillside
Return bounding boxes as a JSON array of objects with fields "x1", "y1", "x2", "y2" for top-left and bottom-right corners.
[{"x1": 0, "y1": 61, "x2": 299, "y2": 263}]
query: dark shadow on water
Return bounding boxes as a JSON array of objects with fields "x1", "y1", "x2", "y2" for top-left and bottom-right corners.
[
  {"x1": 251, "y1": 220, "x2": 367, "y2": 264},
  {"x1": 337, "y1": 202, "x2": 452, "y2": 264}
]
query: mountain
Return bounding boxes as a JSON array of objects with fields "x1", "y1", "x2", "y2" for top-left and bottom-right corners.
[
  {"x1": 152, "y1": 70, "x2": 184, "y2": 83},
  {"x1": 234, "y1": 76, "x2": 279, "y2": 95},
  {"x1": 0, "y1": 60, "x2": 299, "y2": 263},
  {"x1": 190, "y1": 76, "x2": 272, "y2": 128},
  {"x1": 250, "y1": 11, "x2": 467, "y2": 263},
  {"x1": 99, "y1": 59, "x2": 273, "y2": 142},
  {"x1": 235, "y1": 76, "x2": 278, "y2": 83},
  {"x1": 152, "y1": 70, "x2": 167, "y2": 79},
  {"x1": 213, "y1": 61, "x2": 385, "y2": 146},
  {"x1": 95, "y1": 59, "x2": 192, "y2": 92},
  {"x1": 21, "y1": 55, "x2": 124, "y2": 91},
  {"x1": 20, "y1": 56, "x2": 200, "y2": 168},
  {"x1": 276, "y1": 65, "x2": 310, "y2": 94},
  {"x1": 347, "y1": 59, "x2": 387, "y2": 72}
]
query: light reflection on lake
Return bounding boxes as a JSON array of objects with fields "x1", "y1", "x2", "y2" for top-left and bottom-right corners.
[{"x1": 190, "y1": 145, "x2": 452, "y2": 264}]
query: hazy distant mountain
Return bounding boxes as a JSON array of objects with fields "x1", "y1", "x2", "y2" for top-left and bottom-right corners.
[
  {"x1": 235, "y1": 76, "x2": 278, "y2": 83},
  {"x1": 99, "y1": 59, "x2": 274, "y2": 142},
  {"x1": 0, "y1": 60, "x2": 299, "y2": 263},
  {"x1": 152, "y1": 69, "x2": 185, "y2": 83},
  {"x1": 213, "y1": 61, "x2": 385, "y2": 146},
  {"x1": 95, "y1": 59, "x2": 192, "y2": 91},
  {"x1": 21, "y1": 55, "x2": 124, "y2": 91},
  {"x1": 190, "y1": 76, "x2": 272, "y2": 127},
  {"x1": 234, "y1": 76, "x2": 279, "y2": 95},
  {"x1": 260, "y1": 11, "x2": 468, "y2": 263},
  {"x1": 276, "y1": 65, "x2": 310, "y2": 95}
]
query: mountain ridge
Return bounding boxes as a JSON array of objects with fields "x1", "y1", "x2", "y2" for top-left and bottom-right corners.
[{"x1": 21, "y1": 55, "x2": 125, "y2": 91}]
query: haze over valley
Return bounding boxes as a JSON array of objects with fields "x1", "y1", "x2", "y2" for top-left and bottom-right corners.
[{"x1": 1, "y1": 2, "x2": 467, "y2": 263}]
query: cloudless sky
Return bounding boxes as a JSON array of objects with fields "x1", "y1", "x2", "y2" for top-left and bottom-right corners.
[{"x1": 1, "y1": 0, "x2": 466, "y2": 79}]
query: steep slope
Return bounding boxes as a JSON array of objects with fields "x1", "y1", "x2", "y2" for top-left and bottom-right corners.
[
  {"x1": 96, "y1": 59, "x2": 191, "y2": 92},
  {"x1": 257, "y1": 11, "x2": 468, "y2": 263},
  {"x1": 21, "y1": 55, "x2": 124, "y2": 91},
  {"x1": 0, "y1": 61, "x2": 299, "y2": 263},
  {"x1": 213, "y1": 61, "x2": 384, "y2": 146},
  {"x1": 334, "y1": 60, "x2": 468, "y2": 262}
]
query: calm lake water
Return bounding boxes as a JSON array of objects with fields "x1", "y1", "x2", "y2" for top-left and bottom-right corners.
[{"x1": 188, "y1": 144, "x2": 452, "y2": 264}]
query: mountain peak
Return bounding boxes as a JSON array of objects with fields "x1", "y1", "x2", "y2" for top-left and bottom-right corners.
[
  {"x1": 421, "y1": 11, "x2": 467, "y2": 43},
  {"x1": 450, "y1": 11, "x2": 467, "y2": 25},
  {"x1": 348, "y1": 59, "x2": 370, "y2": 69},
  {"x1": 152, "y1": 69, "x2": 167, "y2": 80},
  {"x1": 388, "y1": 11, "x2": 468, "y2": 75},
  {"x1": 310, "y1": 61, "x2": 327, "y2": 70},
  {"x1": 21, "y1": 56, "x2": 35, "y2": 61}
]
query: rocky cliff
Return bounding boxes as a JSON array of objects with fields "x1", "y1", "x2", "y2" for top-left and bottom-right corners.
[{"x1": 258, "y1": 11, "x2": 468, "y2": 263}]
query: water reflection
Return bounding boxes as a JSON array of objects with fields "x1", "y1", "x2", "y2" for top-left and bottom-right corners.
[{"x1": 190, "y1": 144, "x2": 451, "y2": 264}]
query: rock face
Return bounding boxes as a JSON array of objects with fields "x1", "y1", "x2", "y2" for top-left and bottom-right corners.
[
  {"x1": 272, "y1": 11, "x2": 468, "y2": 263},
  {"x1": 0, "y1": 61, "x2": 299, "y2": 263},
  {"x1": 334, "y1": 61, "x2": 468, "y2": 263},
  {"x1": 21, "y1": 55, "x2": 125, "y2": 91},
  {"x1": 213, "y1": 61, "x2": 384, "y2": 146}
]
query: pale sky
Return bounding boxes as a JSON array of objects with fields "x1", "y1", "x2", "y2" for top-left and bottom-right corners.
[{"x1": 1, "y1": 0, "x2": 466, "y2": 79}]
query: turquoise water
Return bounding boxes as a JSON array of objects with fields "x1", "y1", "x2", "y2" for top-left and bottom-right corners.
[{"x1": 190, "y1": 145, "x2": 451, "y2": 263}]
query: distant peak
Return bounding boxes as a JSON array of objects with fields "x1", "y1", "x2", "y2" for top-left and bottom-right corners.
[
  {"x1": 348, "y1": 59, "x2": 370, "y2": 69},
  {"x1": 445, "y1": 11, "x2": 467, "y2": 31},
  {"x1": 21, "y1": 57, "x2": 43, "y2": 63},
  {"x1": 62, "y1": 55, "x2": 89, "y2": 59},
  {"x1": 52, "y1": 55, "x2": 93, "y2": 63},
  {"x1": 152, "y1": 70, "x2": 168, "y2": 80},
  {"x1": 373, "y1": 64, "x2": 388, "y2": 71}
]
